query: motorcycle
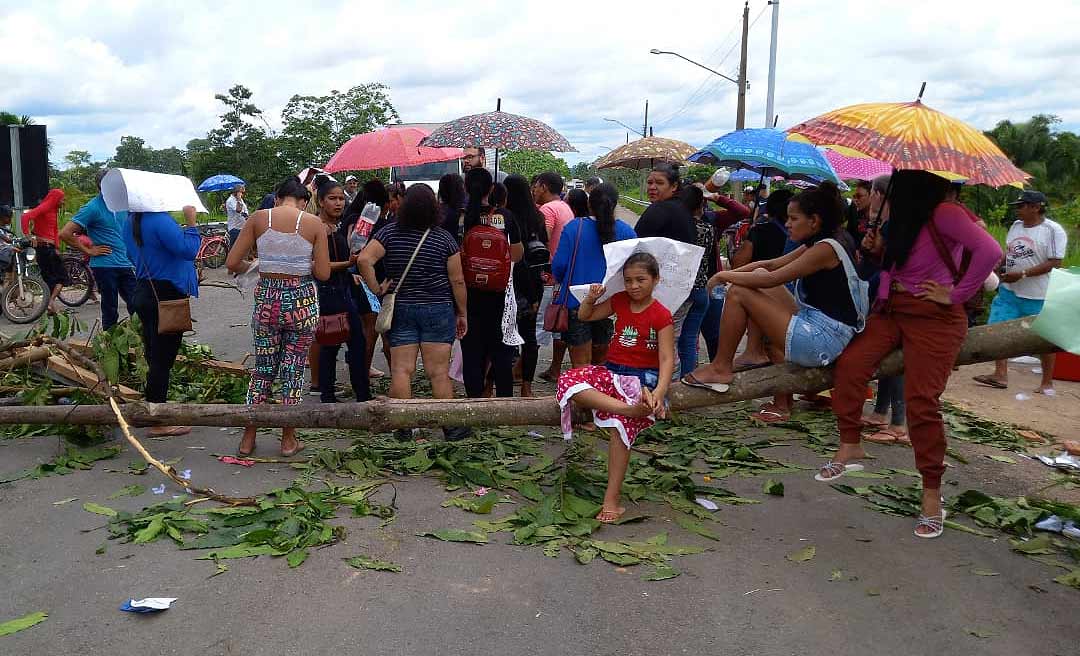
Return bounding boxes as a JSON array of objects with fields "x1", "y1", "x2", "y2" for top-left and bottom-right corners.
[{"x1": 1, "y1": 237, "x2": 49, "y2": 323}]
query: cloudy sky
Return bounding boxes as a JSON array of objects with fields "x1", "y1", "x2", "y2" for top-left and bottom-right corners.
[{"x1": 4, "y1": 0, "x2": 1079, "y2": 169}]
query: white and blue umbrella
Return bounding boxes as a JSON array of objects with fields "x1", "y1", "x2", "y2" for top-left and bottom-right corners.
[
  {"x1": 688, "y1": 128, "x2": 843, "y2": 185},
  {"x1": 197, "y1": 174, "x2": 246, "y2": 193}
]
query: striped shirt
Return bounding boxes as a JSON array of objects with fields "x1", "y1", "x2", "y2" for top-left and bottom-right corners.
[{"x1": 372, "y1": 223, "x2": 459, "y2": 304}]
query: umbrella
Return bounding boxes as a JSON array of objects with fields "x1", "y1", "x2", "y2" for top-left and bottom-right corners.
[
  {"x1": 688, "y1": 128, "x2": 843, "y2": 185},
  {"x1": 787, "y1": 99, "x2": 1029, "y2": 187},
  {"x1": 324, "y1": 126, "x2": 464, "y2": 173},
  {"x1": 197, "y1": 174, "x2": 245, "y2": 193},
  {"x1": 419, "y1": 108, "x2": 576, "y2": 152},
  {"x1": 823, "y1": 149, "x2": 892, "y2": 181},
  {"x1": 594, "y1": 136, "x2": 696, "y2": 170}
]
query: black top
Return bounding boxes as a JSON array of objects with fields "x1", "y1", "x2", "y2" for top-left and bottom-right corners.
[
  {"x1": 635, "y1": 198, "x2": 696, "y2": 244},
  {"x1": 800, "y1": 238, "x2": 858, "y2": 327},
  {"x1": 747, "y1": 217, "x2": 788, "y2": 263},
  {"x1": 324, "y1": 231, "x2": 352, "y2": 289},
  {"x1": 441, "y1": 203, "x2": 464, "y2": 243}
]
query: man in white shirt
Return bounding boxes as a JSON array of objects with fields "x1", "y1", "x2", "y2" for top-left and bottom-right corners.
[
  {"x1": 225, "y1": 185, "x2": 249, "y2": 246},
  {"x1": 974, "y1": 190, "x2": 1067, "y2": 394},
  {"x1": 344, "y1": 176, "x2": 359, "y2": 204}
]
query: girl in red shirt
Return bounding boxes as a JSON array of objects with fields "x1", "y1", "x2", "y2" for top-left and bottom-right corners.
[{"x1": 556, "y1": 252, "x2": 675, "y2": 523}]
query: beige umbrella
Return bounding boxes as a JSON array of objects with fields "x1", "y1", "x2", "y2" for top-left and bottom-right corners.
[{"x1": 594, "y1": 136, "x2": 697, "y2": 170}]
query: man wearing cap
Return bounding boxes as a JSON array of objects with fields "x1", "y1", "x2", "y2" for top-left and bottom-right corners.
[
  {"x1": 974, "y1": 190, "x2": 1067, "y2": 394},
  {"x1": 344, "y1": 176, "x2": 359, "y2": 204}
]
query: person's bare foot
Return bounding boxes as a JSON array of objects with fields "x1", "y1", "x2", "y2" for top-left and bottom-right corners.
[
  {"x1": 237, "y1": 428, "x2": 257, "y2": 456},
  {"x1": 521, "y1": 382, "x2": 533, "y2": 397},
  {"x1": 834, "y1": 442, "x2": 867, "y2": 464},
  {"x1": 915, "y1": 488, "x2": 944, "y2": 538},
  {"x1": 148, "y1": 426, "x2": 191, "y2": 437},
  {"x1": 280, "y1": 433, "x2": 305, "y2": 457},
  {"x1": 1034, "y1": 385, "x2": 1056, "y2": 396},
  {"x1": 596, "y1": 506, "x2": 626, "y2": 523},
  {"x1": 1062, "y1": 440, "x2": 1080, "y2": 456},
  {"x1": 686, "y1": 365, "x2": 734, "y2": 386},
  {"x1": 862, "y1": 412, "x2": 888, "y2": 427}
]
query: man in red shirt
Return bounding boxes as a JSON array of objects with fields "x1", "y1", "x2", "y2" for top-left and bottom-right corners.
[{"x1": 20, "y1": 188, "x2": 68, "y2": 313}]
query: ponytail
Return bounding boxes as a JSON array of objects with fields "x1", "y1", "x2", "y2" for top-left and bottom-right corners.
[
  {"x1": 589, "y1": 183, "x2": 619, "y2": 244},
  {"x1": 131, "y1": 212, "x2": 144, "y2": 248},
  {"x1": 464, "y1": 167, "x2": 493, "y2": 232},
  {"x1": 789, "y1": 181, "x2": 845, "y2": 245}
]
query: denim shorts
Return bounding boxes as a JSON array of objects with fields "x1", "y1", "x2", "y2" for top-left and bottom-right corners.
[
  {"x1": 785, "y1": 306, "x2": 856, "y2": 368},
  {"x1": 561, "y1": 308, "x2": 614, "y2": 347},
  {"x1": 605, "y1": 362, "x2": 660, "y2": 391},
  {"x1": 987, "y1": 287, "x2": 1044, "y2": 324},
  {"x1": 388, "y1": 301, "x2": 456, "y2": 347}
]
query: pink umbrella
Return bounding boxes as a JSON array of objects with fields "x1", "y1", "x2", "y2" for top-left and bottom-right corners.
[
  {"x1": 324, "y1": 126, "x2": 463, "y2": 173},
  {"x1": 823, "y1": 149, "x2": 892, "y2": 181}
]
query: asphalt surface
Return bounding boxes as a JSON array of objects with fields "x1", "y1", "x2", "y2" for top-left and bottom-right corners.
[{"x1": 1, "y1": 222, "x2": 1079, "y2": 655}]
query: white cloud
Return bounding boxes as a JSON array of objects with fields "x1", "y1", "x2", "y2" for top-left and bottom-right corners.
[{"x1": 3, "y1": 0, "x2": 1079, "y2": 171}]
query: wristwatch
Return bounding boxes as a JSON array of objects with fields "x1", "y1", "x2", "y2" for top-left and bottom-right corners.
[{"x1": 1020, "y1": 270, "x2": 1027, "y2": 279}]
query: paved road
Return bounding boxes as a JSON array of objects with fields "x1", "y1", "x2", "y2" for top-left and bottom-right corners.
[{"x1": 1, "y1": 264, "x2": 1078, "y2": 655}]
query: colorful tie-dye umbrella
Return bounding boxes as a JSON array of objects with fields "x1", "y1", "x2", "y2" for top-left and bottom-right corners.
[
  {"x1": 419, "y1": 110, "x2": 576, "y2": 152},
  {"x1": 688, "y1": 128, "x2": 843, "y2": 185},
  {"x1": 594, "y1": 136, "x2": 697, "y2": 170},
  {"x1": 324, "y1": 126, "x2": 463, "y2": 172},
  {"x1": 787, "y1": 100, "x2": 1029, "y2": 187}
]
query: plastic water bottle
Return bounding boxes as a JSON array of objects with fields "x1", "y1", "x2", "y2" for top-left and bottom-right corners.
[{"x1": 711, "y1": 284, "x2": 727, "y2": 302}]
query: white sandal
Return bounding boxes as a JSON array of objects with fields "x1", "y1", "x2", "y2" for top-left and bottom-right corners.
[
  {"x1": 914, "y1": 508, "x2": 948, "y2": 539},
  {"x1": 814, "y1": 461, "x2": 864, "y2": 482}
]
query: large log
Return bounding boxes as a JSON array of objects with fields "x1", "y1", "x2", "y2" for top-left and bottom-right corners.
[{"x1": 0, "y1": 318, "x2": 1057, "y2": 430}]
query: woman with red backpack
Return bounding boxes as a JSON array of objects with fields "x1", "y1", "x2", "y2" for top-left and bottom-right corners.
[{"x1": 460, "y1": 168, "x2": 524, "y2": 399}]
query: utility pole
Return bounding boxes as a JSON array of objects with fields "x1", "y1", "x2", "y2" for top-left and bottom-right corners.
[
  {"x1": 643, "y1": 100, "x2": 649, "y2": 140},
  {"x1": 765, "y1": 0, "x2": 779, "y2": 127},
  {"x1": 736, "y1": 1, "x2": 749, "y2": 130}
]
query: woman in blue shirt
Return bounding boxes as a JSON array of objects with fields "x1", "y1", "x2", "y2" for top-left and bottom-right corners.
[
  {"x1": 550, "y1": 183, "x2": 636, "y2": 368},
  {"x1": 124, "y1": 205, "x2": 202, "y2": 437}
]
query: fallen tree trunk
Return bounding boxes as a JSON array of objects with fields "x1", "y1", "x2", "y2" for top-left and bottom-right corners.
[{"x1": 0, "y1": 318, "x2": 1057, "y2": 430}]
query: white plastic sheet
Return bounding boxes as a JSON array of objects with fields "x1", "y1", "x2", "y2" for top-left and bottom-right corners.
[
  {"x1": 102, "y1": 168, "x2": 208, "y2": 214},
  {"x1": 569, "y1": 237, "x2": 704, "y2": 315}
]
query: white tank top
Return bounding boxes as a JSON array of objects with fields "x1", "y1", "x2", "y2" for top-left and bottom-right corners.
[{"x1": 257, "y1": 209, "x2": 313, "y2": 276}]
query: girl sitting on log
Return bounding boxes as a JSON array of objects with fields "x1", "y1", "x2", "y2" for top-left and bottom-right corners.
[
  {"x1": 557, "y1": 252, "x2": 674, "y2": 524},
  {"x1": 681, "y1": 182, "x2": 868, "y2": 423}
]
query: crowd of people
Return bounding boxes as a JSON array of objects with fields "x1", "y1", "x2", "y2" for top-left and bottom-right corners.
[{"x1": 12, "y1": 149, "x2": 1070, "y2": 539}]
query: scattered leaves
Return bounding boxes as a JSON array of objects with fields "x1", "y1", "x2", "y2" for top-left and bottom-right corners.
[
  {"x1": 762, "y1": 479, "x2": 784, "y2": 496},
  {"x1": 345, "y1": 555, "x2": 402, "y2": 573},
  {"x1": 786, "y1": 545, "x2": 816, "y2": 563},
  {"x1": 0, "y1": 611, "x2": 47, "y2": 637}
]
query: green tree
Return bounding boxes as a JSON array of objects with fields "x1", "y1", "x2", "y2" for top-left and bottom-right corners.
[
  {"x1": 570, "y1": 162, "x2": 591, "y2": 180},
  {"x1": 0, "y1": 112, "x2": 34, "y2": 126},
  {"x1": 278, "y1": 84, "x2": 400, "y2": 170},
  {"x1": 109, "y1": 136, "x2": 153, "y2": 169},
  {"x1": 499, "y1": 151, "x2": 571, "y2": 181},
  {"x1": 981, "y1": 114, "x2": 1080, "y2": 215}
]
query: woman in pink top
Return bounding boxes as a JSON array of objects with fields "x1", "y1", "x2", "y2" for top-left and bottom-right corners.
[{"x1": 817, "y1": 170, "x2": 1001, "y2": 539}]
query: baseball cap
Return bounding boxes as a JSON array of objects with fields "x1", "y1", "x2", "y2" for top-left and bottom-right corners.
[
  {"x1": 1008, "y1": 190, "x2": 1047, "y2": 206},
  {"x1": 345, "y1": 175, "x2": 358, "y2": 182},
  {"x1": 743, "y1": 185, "x2": 755, "y2": 193}
]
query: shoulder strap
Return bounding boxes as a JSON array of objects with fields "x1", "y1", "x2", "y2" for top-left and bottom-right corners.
[
  {"x1": 267, "y1": 208, "x2": 272, "y2": 227},
  {"x1": 394, "y1": 229, "x2": 431, "y2": 293},
  {"x1": 821, "y1": 238, "x2": 869, "y2": 330},
  {"x1": 295, "y1": 210, "x2": 303, "y2": 233},
  {"x1": 557, "y1": 220, "x2": 584, "y2": 304},
  {"x1": 925, "y1": 218, "x2": 961, "y2": 284}
]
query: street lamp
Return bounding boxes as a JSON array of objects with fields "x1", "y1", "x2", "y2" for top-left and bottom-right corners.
[
  {"x1": 603, "y1": 117, "x2": 644, "y2": 138},
  {"x1": 651, "y1": 47, "x2": 746, "y2": 129}
]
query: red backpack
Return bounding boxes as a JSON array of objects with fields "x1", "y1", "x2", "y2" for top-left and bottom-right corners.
[{"x1": 462, "y1": 213, "x2": 511, "y2": 292}]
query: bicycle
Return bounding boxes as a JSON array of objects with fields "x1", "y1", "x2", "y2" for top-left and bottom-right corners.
[
  {"x1": 57, "y1": 252, "x2": 94, "y2": 308},
  {"x1": 195, "y1": 224, "x2": 230, "y2": 281}
]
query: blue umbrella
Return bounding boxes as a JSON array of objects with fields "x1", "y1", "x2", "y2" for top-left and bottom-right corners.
[
  {"x1": 197, "y1": 174, "x2": 246, "y2": 193},
  {"x1": 688, "y1": 128, "x2": 843, "y2": 185}
]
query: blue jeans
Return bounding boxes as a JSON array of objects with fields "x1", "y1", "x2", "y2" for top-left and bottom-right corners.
[
  {"x1": 874, "y1": 375, "x2": 905, "y2": 426},
  {"x1": 92, "y1": 266, "x2": 137, "y2": 331},
  {"x1": 606, "y1": 362, "x2": 660, "y2": 391},
  {"x1": 388, "y1": 301, "x2": 457, "y2": 347},
  {"x1": 318, "y1": 292, "x2": 370, "y2": 403},
  {"x1": 677, "y1": 287, "x2": 711, "y2": 377},
  {"x1": 701, "y1": 294, "x2": 724, "y2": 362},
  {"x1": 785, "y1": 306, "x2": 855, "y2": 368}
]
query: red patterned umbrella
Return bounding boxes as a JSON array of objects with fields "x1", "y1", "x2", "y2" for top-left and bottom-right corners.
[
  {"x1": 823, "y1": 149, "x2": 893, "y2": 181},
  {"x1": 324, "y1": 126, "x2": 463, "y2": 173},
  {"x1": 419, "y1": 107, "x2": 575, "y2": 152}
]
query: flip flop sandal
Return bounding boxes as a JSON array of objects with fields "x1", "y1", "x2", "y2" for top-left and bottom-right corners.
[
  {"x1": 538, "y1": 371, "x2": 559, "y2": 383},
  {"x1": 595, "y1": 508, "x2": 626, "y2": 524},
  {"x1": 972, "y1": 374, "x2": 1007, "y2": 389},
  {"x1": 893, "y1": 431, "x2": 911, "y2": 446},
  {"x1": 864, "y1": 430, "x2": 898, "y2": 444},
  {"x1": 861, "y1": 417, "x2": 887, "y2": 428},
  {"x1": 914, "y1": 509, "x2": 947, "y2": 539},
  {"x1": 681, "y1": 372, "x2": 730, "y2": 394},
  {"x1": 751, "y1": 408, "x2": 790, "y2": 423},
  {"x1": 814, "y1": 461, "x2": 865, "y2": 482},
  {"x1": 733, "y1": 359, "x2": 771, "y2": 372},
  {"x1": 237, "y1": 443, "x2": 256, "y2": 457},
  {"x1": 280, "y1": 442, "x2": 306, "y2": 458}
]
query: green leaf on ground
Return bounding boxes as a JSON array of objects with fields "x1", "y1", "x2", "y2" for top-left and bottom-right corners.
[
  {"x1": 52, "y1": 497, "x2": 78, "y2": 505},
  {"x1": 1010, "y1": 534, "x2": 1056, "y2": 555},
  {"x1": 0, "y1": 611, "x2": 47, "y2": 637},
  {"x1": 1054, "y1": 569, "x2": 1080, "y2": 589},
  {"x1": 675, "y1": 516, "x2": 721, "y2": 541},
  {"x1": 82, "y1": 502, "x2": 118, "y2": 517},
  {"x1": 762, "y1": 479, "x2": 784, "y2": 496},
  {"x1": 642, "y1": 565, "x2": 680, "y2": 581},
  {"x1": 345, "y1": 555, "x2": 402, "y2": 572},
  {"x1": 829, "y1": 569, "x2": 844, "y2": 581},
  {"x1": 786, "y1": 545, "x2": 816, "y2": 563},
  {"x1": 418, "y1": 529, "x2": 488, "y2": 544},
  {"x1": 967, "y1": 628, "x2": 996, "y2": 639},
  {"x1": 195, "y1": 544, "x2": 282, "y2": 560},
  {"x1": 108, "y1": 484, "x2": 147, "y2": 499},
  {"x1": 986, "y1": 454, "x2": 1017, "y2": 464},
  {"x1": 971, "y1": 568, "x2": 1000, "y2": 577},
  {"x1": 286, "y1": 548, "x2": 309, "y2": 568}
]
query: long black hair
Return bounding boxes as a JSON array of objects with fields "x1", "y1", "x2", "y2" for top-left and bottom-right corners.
[
  {"x1": 565, "y1": 188, "x2": 589, "y2": 218},
  {"x1": 438, "y1": 173, "x2": 466, "y2": 210},
  {"x1": 789, "y1": 181, "x2": 845, "y2": 246},
  {"x1": 588, "y1": 183, "x2": 620, "y2": 244},
  {"x1": 464, "y1": 167, "x2": 494, "y2": 232},
  {"x1": 679, "y1": 185, "x2": 705, "y2": 216},
  {"x1": 505, "y1": 174, "x2": 547, "y2": 244},
  {"x1": 882, "y1": 170, "x2": 951, "y2": 270}
]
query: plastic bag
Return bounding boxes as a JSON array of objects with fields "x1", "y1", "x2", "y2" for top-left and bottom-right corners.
[{"x1": 1031, "y1": 267, "x2": 1080, "y2": 355}]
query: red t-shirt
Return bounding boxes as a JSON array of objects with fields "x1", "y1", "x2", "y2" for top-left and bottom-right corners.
[{"x1": 606, "y1": 292, "x2": 673, "y2": 370}]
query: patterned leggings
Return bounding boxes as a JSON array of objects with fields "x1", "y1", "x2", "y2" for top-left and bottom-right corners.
[{"x1": 246, "y1": 277, "x2": 319, "y2": 406}]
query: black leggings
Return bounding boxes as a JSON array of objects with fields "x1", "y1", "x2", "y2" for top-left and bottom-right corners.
[
  {"x1": 517, "y1": 307, "x2": 539, "y2": 383},
  {"x1": 131, "y1": 279, "x2": 186, "y2": 403},
  {"x1": 461, "y1": 300, "x2": 515, "y2": 398}
]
